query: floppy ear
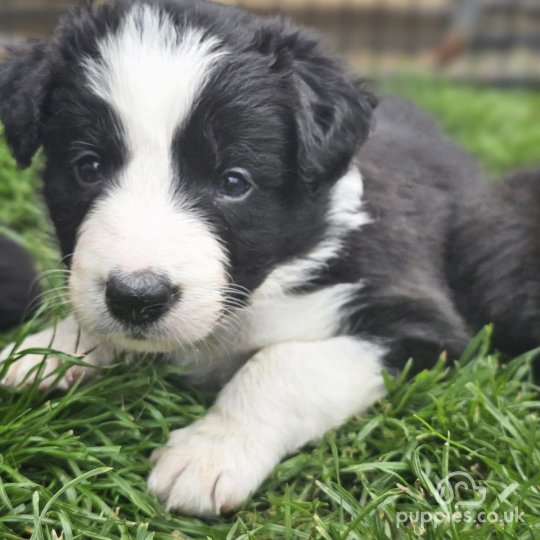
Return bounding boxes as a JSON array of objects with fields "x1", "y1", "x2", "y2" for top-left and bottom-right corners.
[
  {"x1": 0, "y1": 40, "x2": 51, "y2": 167},
  {"x1": 259, "y1": 22, "x2": 378, "y2": 192}
]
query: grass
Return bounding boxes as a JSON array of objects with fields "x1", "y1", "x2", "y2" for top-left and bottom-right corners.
[{"x1": 1, "y1": 78, "x2": 540, "y2": 539}]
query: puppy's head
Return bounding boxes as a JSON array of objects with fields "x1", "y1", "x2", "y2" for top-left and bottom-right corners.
[{"x1": 0, "y1": 0, "x2": 376, "y2": 352}]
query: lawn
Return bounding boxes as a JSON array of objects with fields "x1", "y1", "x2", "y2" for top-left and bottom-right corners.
[{"x1": 1, "y1": 78, "x2": 540, "y2": 540}]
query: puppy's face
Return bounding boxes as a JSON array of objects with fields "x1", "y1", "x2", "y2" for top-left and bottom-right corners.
[{"x1": 0, "y1": 0, "x2": 375, "y2": 352}]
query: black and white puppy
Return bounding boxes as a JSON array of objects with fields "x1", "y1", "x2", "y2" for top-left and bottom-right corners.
[{"x1": 0, "y1": 0, "x2": 478, "y2": 516}]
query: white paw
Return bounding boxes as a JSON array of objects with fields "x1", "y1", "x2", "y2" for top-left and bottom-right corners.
[
  {"x1": 0, "y1": 316, "x2": 111, "y2": 390},
  {"x1": 148, "y1": 414, "x2": 279, "y2": 516},
  {"x1": 1, "y1": 331, "x2": 81, "y2": 390},
  {"x1": 2, "y1": 351, "x2": 71, "y2": 390}
]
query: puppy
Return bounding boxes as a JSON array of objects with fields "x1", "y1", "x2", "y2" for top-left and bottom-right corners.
[{"x1": 0, "y1": 0, "x2": 479, "y2": 516}]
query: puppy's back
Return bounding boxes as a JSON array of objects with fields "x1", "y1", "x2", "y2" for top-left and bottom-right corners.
[
  {"x1": 448, "y1": 166, "x2": 540, "y2": 357},
  {"x1": 361, "y1": 98, "x2": 484, "y2": 197}
]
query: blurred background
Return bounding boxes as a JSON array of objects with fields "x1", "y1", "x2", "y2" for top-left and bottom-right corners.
[
  {"x1": 1, "y1": 0, "x2": 540, "y2": 86},
  {"x1": 2, "y1": 0, "x2": 540, "y2": 181}
]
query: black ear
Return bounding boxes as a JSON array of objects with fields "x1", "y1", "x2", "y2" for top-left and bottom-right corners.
[
  {"x1": 259, "y1": 21, "x2": 378, "y2": 191},
  {"x1": 0, "y1": 40, "x2": 51, "y2": 167}
]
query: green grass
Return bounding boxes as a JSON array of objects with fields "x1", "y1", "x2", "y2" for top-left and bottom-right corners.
[{"x1": 1, "y1": 79, "x2": 540, "y2": 539}]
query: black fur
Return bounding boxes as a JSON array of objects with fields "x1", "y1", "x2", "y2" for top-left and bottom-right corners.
[
  {"x1": 0, "y1": 234, "x2": 40, "y2": 331},
  {"x1": 326, "y1": 100, "x2": 483, "y2": 373},
  {"x1": 0, "y1": 40, "x2": 50, "y2": 167},
  {"x1": 448, "y1": 167, "x2": 540, "y2": 359}
]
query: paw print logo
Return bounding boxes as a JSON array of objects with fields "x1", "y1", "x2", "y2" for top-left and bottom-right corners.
[{"x1": 435, "y1": 471, "x2": 487, "y2": 508}]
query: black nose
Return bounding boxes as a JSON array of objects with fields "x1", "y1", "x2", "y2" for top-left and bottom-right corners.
[{"x1": 105, "y1": 271, "x2": 178, "y2": 325}]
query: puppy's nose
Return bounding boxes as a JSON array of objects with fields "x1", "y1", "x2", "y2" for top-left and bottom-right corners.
[{"x1": 105, "y1": 271, "x2": 178, "y2": 325}]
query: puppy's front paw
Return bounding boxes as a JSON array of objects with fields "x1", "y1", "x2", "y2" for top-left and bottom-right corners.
[
  {"x1": 2, "y1": 350, "x2": 63, "y2": 390},
  {"x1": 1, "y1": 330, "x2": 83, "y2": 390},
  {"x1": 1, "y1": 316, "x2": 110, "y2": 390},
  {"x1": 148, "y1": 414, "x2": 279, "y2": 516}
]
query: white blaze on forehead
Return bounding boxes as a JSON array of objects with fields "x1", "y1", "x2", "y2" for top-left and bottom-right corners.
[
  {"x1": 70, "y1": 5, "x2": 230, "y2": 350},
  {"x1": 83, "y1": 4, "x2": 226, "y2": 156}
]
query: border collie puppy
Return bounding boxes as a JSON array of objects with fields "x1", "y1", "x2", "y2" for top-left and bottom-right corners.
[{"x1": 0, "y1": 0, "x2": 477, "y2": 516}]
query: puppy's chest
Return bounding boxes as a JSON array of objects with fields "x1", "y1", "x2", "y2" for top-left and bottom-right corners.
[{"x1": 171, "y1": 283, "x2": 361, "y2": 385}]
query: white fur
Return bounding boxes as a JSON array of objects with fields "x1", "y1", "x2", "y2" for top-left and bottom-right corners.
[
  {"x1": 71, "y1": 5, "x2": 230, "y2": 351},
  {"x1": 170, "y1": 282, "x2": 363, "y2": 386},
  {"x1": 148, "y1": 336, "x2": 386, "y2": 515},
  {"x1": 83, "y1": 5, "x2": 227, "y2": 146},
  {"x1": 0, "y1": 315, "x2": 114, "y2": 390},
  {"x1": 70, "y1": 188, "x2": 228, "y2": 351}
]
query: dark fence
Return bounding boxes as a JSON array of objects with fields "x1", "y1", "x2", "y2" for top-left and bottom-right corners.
[{"x1": 1, "y1": 0, "x2": 539, "y2": 86}]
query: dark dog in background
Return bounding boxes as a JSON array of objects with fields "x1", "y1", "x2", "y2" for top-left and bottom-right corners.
[{"x1": 0, "y1": 233, "x2": 39, "y2": 332}]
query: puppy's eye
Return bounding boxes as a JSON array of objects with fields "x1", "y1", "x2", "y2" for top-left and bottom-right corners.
[
  {"x1": 217, "y1": 169, "x2": 252, "y2": 199},
  {"x1": 74, "y1": 153, "x2": 102, "y2": 186}
]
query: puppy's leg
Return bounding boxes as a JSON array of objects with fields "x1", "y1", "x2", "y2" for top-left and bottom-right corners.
[
  {"x1": 0, "y1": 315, "x2": 114, "y2": 390},
  {"x1": 148, "y1": 336, "x2": 386, "y2": 517}
]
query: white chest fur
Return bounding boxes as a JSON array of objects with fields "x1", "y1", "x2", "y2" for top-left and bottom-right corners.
[
  {"x1": 172, "y1": 166, "x2": 369, "y2": 385},
  {"x1": 174, "y1": 281, "x2": 363, "y2": 385}
]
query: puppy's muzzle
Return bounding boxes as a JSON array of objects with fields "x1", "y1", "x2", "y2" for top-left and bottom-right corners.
[{"x1": 105, "y1": 270, "x2": 179, "y2": 326}]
